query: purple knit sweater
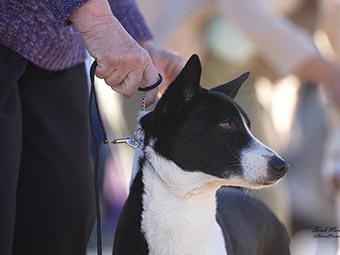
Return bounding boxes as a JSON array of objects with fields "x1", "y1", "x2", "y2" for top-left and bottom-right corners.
[{"x1": 0, "y1": 0, "x2": 152, "y2": 71}]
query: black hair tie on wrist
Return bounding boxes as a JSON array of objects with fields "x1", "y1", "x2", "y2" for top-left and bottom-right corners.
[{"x1": 138, "y1": 73, "x2": 163, "y2": 92}]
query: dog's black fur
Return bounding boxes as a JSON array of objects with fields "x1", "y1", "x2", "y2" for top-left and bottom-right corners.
[
  {"x1": 113, "y1": 169, "x2": 148, "y2": 255},
  {"x1": 113, "y1": 55, "x2": 290, "y2": 255},
  {"x1": 140, "y1": 59, "x2": 251, "y2": 180},
  {"x1": 216, "y1": 188, "x2": 290, "y2": 255}
]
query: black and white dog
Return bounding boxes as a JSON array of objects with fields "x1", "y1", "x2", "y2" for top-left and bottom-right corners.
[{"x1": 113, "y1": 55, "x2": 290, "y2": 255}]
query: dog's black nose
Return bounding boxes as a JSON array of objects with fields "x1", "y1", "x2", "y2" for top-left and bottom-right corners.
[{"x1": 269, "y1": 156, "x2": 289, "y2": 176}]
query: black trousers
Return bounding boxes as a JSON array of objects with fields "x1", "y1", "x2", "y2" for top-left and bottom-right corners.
[{"x1": 0, "y1": 45, "x2": 95, "y2": 255}]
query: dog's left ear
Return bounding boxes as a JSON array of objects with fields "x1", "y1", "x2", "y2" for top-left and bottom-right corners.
[{"x1": 211, "y1": 71, "x2": 250, "y2": 99}]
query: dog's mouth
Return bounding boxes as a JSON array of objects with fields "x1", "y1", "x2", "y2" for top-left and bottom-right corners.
[
  {"x1": 246, "y1": 176, "x2": 284, "y2": 188},
  {"x1": 258, "y1": 179, "x2": 281, "y2": 186},
  {"x1": 245, "y1": 162, "x2": 289, "y2": 187}
]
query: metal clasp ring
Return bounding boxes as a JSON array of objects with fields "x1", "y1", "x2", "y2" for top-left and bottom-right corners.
[{"x1": 104, "y1": 128, "x2": 144, "y2": 148}]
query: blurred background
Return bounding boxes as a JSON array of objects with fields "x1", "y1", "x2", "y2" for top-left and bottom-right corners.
[{"x1": 88, "y1": 0, "x2": 340, "y2": 254}]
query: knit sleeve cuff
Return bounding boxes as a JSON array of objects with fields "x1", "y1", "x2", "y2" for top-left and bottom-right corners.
[
  {"x1": 43, "y1": 0, "x2": 87, "y2": 25},
  {"x1": 109, "y1": 0, "x2": 153, "y2": 41}
]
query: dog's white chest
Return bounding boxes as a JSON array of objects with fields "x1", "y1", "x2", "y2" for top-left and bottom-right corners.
[
  {"x1": 206, "y1": 221, "x2": 227, "y2": 255},
  {"x1": 140, "y1": 159, "x2": 228, "y2": 255}
]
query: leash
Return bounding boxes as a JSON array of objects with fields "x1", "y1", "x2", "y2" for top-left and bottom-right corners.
[{"x1": 89, "y1": 61, "x2": 162, "y2": 255}]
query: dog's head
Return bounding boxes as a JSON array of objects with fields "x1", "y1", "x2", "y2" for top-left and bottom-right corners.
[{"x1": 141, "y1": 54, "x2": 289, "y2": 190}]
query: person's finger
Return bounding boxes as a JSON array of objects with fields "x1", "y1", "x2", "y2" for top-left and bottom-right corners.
[
  {"x1": 118, "y1": 71, "x2": 143, "y2": 98},
  {"x1": 95, "y1": 58, "x2": 116, "y2": 79},
  {"x1": 110, "y1": 84, "x2": 123, "y2": 94},
  {"x1": 105, "y1": 69, "x2": 126, "y2": 88},
  {"x1": 141, "y1": 61, "x2": 159, "y2": 89}
]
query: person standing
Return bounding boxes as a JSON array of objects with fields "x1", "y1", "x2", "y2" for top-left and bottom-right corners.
[{"x1": 0, "y1": 0, "x2": 184, "y2": 254}]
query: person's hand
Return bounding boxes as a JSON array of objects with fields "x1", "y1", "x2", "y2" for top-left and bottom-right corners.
[
  {"x1": 69, "y1": 0, "x2": 159, "y2": 105},
  {"x1": 140, "y1": 41, "x2": 185, "y2": 97},
  {"x1": 321, "y1": 62, "x2": 340, "y2": 109},
  {"x1": 295, "y1": 57, "x2": 340, "y2": 108}
]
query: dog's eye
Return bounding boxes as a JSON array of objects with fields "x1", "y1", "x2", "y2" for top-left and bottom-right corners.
[{"x1": 219, "y1": 120, "x2": 237, "y2": 130}]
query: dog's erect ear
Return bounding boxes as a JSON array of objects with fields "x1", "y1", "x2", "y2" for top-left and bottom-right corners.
[
  {"x1": 171, "y1": 54, "x2": 202, "y2": 101},
  {"x1": 155, "y1": 54, "x2": 202, "y2": 115},
  {"x1": 211, "y1": 72, "x2": 250, "y2": 99}
]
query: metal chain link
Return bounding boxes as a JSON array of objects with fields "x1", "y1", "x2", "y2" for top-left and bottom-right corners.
[{"x1": 103, "y1": 96, "x2": 146, "y2": 148}]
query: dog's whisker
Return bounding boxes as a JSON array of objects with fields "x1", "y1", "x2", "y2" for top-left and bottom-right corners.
[
  {"x1": 224, "y1": 141, "x2": 241, "y2": 161},
  {"x1": 224, "y1": 164, "x2": 242, "y2": 168},
  {"x1": 242, "y1": 189, "x2": 251, "y2": 203}
]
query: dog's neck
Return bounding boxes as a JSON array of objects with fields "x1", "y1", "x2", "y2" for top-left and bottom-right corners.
[{"x1": 140, "y1": 144, "x2": 227, "y2": 255}]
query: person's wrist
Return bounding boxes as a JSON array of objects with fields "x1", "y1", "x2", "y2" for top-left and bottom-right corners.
[
  {"x1": 139, "y1": 41, "x2": 159, "y2": 55},
  {"x1": 70, "y1": 0, "x2": 112, "y2": 19},
  {"x1": 294, "y1": 57, "x2": 331, "y2": 86},
  {"x1": 69, "y1": 0, "x2": 115, "y2": 32}
]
